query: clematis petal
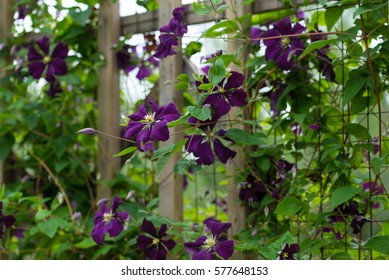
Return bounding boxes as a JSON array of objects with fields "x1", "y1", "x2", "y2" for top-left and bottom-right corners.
[
  {"x1": 36, "y1": 36, "x2": 50, "y2": 55},
  {"x1": 224, "y1": 71, "x2": 244, "y2": 89},
  {"x1": 184, "y1": 235, "x2": 207, "y2": 256},
  {"x1": 162, "y1": 239, "x2": 177, "y2": 251},
  {"x1": 107, "y1": 219, "x2": 123, "y2": 238},
  {"x1": 123, "y1": 121, "x2": 144, "y2": 139},
  {"x1": 28, "y1": 62, "x2": 46, "y2": 79},
  {"x1": 136, "y1": 66, "x2": 152, "y2": 80},
  {"x1": 91, "y1": 222, "x2": 108, "y2": 245},
  {"x1": 224, "y1": 88, "x2": 247, "y2": 107},
  {"x1": 149, "y1": 120, "x2": 169, "y2": 142},
  {"x1": 214, "y1": 138, "x2": 236, "y2": 164},
  {"x1": 137, "y1": 234, "x2": 153, "y2": 249},
  {"x1": 2, "y1": 214, "x2": 16, "y2": 228},
  {"x1": 50, "y1": 58, "x2": 68, "y2": 76},
  {"x1": 157, "y1": 223, "x2": 168, "y2": 238},
  {"x1": 215, "y1": 239, "x2": 234, "y2": 259},
  {"x1": 203, "y1": 94, "x2": 231, "y2": 118},
  {"x1": 204, "y1": 218, "x2": 231, "y2": 238},
  {"x1": 51, "y1": 42, "x2": 68, "y2": 59},
  {"x1": 274, "y1": 16, "x2": 292, "y2": 35},
  {"x1": 140, "y1": 218, "x2": 158, "y2": 237},
  {"x1": 129, "y1": 103, "x2": 148, "y2": 121},
  {"x1": 192, "y1": 250, "x2": 213, "y2": 260},
  {"x1": 27, "y1": 45, "x2": 44, "y2": 61},
  {"x1": 156, "y1": 102, "x2": 180, "y2": 122}
]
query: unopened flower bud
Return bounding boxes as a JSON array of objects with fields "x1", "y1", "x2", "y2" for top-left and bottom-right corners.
[{"x1": 76, "y1": 127, "x2": 96, "y2": 135}]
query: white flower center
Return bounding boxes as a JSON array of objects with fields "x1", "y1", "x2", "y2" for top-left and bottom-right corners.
[
  {"x1": 143, "y1": 112, "x2": 156, "y2": 127},
  {"x1": 43, "y1": 56, "x2": 51, "y2": 64},
  {"x1": 202, "y1": 235, "x2": 217, "y2": 250},
  {"x1": 102, "y1": 210, "x2": 114, "y2": 225},
  {"x1": 152, "y1": 238, "x2": 160, "y2": 246},
  {"x1": 281, "y1": 37, "x2": 290, "y2": 47}
]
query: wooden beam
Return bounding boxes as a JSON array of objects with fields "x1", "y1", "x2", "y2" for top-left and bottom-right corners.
[
  {"x1": 121, "y1": 0, "x2": 311, "y2": 35},
  {"x1": 226, "y1": 0, "x2": 251, "y2": 260},
  {"x1": 158, "y1": 0, "x2": 184, "y2": 222},
  {"x1": 96, "y1": 0, "x2": 121, "y2": 200}
]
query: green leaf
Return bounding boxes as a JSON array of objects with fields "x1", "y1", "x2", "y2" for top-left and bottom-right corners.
[
  {"x1": 259, "y1": 231, "x2": 296, "y2": 260},
  {"x1": 0, "y1": 133, "x2": 15, "y2": 161},
  {"x1": 37, "y1": 219, "x2": 58, "y2": 239},
  {"x1": 75, "y1": 237, "x2": 97, "y2": 249},
  {"x1": 298, "y1": 39, "x2": 337, "y2": 60},
  {"x1": 353, "y1": 3, "x2": 388, "y2": 19},
  {"x1": 325, "y1": 6, "x2": 343, "y2": 31},
  {"x1": 342, "y1": 77, "x2": 366, "y2": 106},
  {"x1": 184, "y1": 41, "x2": 202, "y2": 57},
  {"x1": 275, "y1": 196, "x2": 303, "y2": 216},
  {"x1": 192, "y1": 1, "x2": 212, "y2": 15},
  {"x1": 57, "y1": 73, "x2": 82, "y2": 86},
  {"x1": 152, "y1": 139, "x2": 187, "y2": 175},
  {"x1": 35, "y1": 209, "x2": 52, "y2": 223},
  {"x1": 199, "y1": 20, "x2": 237, "y2": 39},
  {"x1": 114, "y1": 146, "x2": 137, "y2": 157},
  {"x1": 69, "y1": 6, "x2": 93, "y2": 26},
  {"x1": 210, "y1": 0, "x2": 223, "y2": 5},
  {"x1": 147, "y1": 198, "x2": 159, "y2": 209},
  {"x1": 365, "y1": 235, "x2": 389, "y2": 256},
  {"x1": 187, "y1": 106, "x2": 211, "y2": 121},
  {"x1": 208, "y1": 58, "x2": 226, "y2": 85},
  {"x1": 331, "y1": 186, "x2": 357, "y2": 209},
  {"x1": 226, "y1": 128, "x2": 266, "y2": 145},
  {"x1": 344, "y1": 123, "x2": 371, "y2": 140},
  {"x1": 371, "y1": 154, "x2": 389, "y2": 174}
]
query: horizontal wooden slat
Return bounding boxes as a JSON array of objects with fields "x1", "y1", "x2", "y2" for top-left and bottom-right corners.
[{"x1": 121, "y1": 0, "x2": 317, "y2": 35}]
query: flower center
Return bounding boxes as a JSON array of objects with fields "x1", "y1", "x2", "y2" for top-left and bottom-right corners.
[
  {"x1": 102, "y1": 210, "x2": 114, "y2": 225},
  {"x1": 43, "y1": 56, "x2": 51, "y2": 64},
  {"x1": 202, "y1": 235, "x2": 217, "y2": 250},
  {"x1": 281, "y1": 37, "x2": 290, "y2": 47},
  {"x1": 282, "y1": 252, "x2": 289, "y2": 259},
  {"x1": 152, "y1": 238, "x2": 160, "y2": 246},
  {"x1": 143, "y1": 112, "x2": 156, "y2": 126}
]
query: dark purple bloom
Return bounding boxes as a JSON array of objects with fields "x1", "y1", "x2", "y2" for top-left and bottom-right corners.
[
  {"x1": 262, "y1": 17, "x2": 305, "y2": 70},
  {"x1": 184, "y1": 218, "x2": 234, "y2": 260},
  {"x1": 0, "y1": 201, "x2": 16, "y2": 239},
  {"x1": 251, "y1": 27, "x2": 262, "y2": 43},
  {"x1": 362, "y1": 181, "x2": 385, "y2": 208},
  {"x1": 276, "y1": 243, "x2": 300, "y2": 260},
  {"x1": 14, "y1": 228, "x2": 25, "y2": 239},
  {"x1": 16, "y1": 5, "x2": 28, "y2": 20},
  {"x1": 123, "y1": 98, "x2": 180, "y2": 151},
  {"x1": 28, "y1": 36, "x2": 68, "y2": 82},
  {"x1": 275, "y1": 159, "x2": 295, "y2": 185},
  {"x1": 330, "y1": 201, "x2": 368, "y2": 235},
  {"x1": 310, "y1": 31, "x2": 335, "y2": 82},
  {"x1": 185, "y1": 121, "x2": 236, "y2": 165},
  {"x1": 154, "y1": 7, "x2": 187, "y2": 59},
  {"x1": 116, "y1": 45, "x2": 137, "y2": 74},
  {"x1": 137, "y1": 218, "x2": 176, "y2": 260},
  {"x1": 290, "y1": 122, "x2": 303, "y2": 136},
  {"x1": 47, "y1": 80, "x2": 63, "y2": 97},
  {"x1": 239, "y1": 174, "x2": 267, "y2": 204},
  {"x1": 262, "y1": 80, "x2": 288, "y2": 118},
  {"x1": 196, "y1": 71, "x2": 248, "y2": 118},
  {"x1": 91, "y1": 196, "x2": 129, "y2": 245},
  {"x1": 309, "y1": 123, "x2": 320, "y2": 130}
]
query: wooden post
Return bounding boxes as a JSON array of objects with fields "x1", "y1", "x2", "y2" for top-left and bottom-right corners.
[
  {"x1": 0, "y1": 0, "x2": 13, "y2": 189},
  {"x1": 97, "y1": 0, "x2": 121, "y2": 200},
  {"x1": 226, "y1": 0, "x2": 251, "y2": 259},
  {"x1": 0, "y1": 0, "x2": 13, "y2": 260},
  {"x1": 158, "y1": 0, "x2": 184, "y2": 221}
]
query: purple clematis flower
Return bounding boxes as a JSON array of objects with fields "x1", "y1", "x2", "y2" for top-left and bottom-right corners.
[
  {"x1": 362, "y1": 181, "x2": 386, "y2": 208},
  {"x1": 185, "y1": 120, "x2": 236, "y2": 165},
  {"x1": 0, "y1": 201, "x2": 16, "y2": 239},
  {"x1": 184, "y1": 217, "x2": 234, "y2": 260},
  {"x1": 262, "y1": 80, "x2": 292, "y2": 118},
  {"x1": 137, "y1": 218, "x2": 176, "y2": 260},
  {"x1": 276, "y1": 242, "x2": 300, "y2": 260},
  {"x1": 239, "y1": 174, "x2": 267, "y2": 204},
  {"x1": 330, "y1": 201, "x2": 369, "y2": 235},
  {"x1": 310, "y1": 31, "x2": 335, "y2": 82},
  {"x1": 28, "y1": 36, "x2": 68, "y2": 82},
  {"x1": 196, "y1": 71, "x2": 248, "y2": 118},
  {"x1": 154, "y1": 7, "x2": 187, "y2": 59},
  {"x1": 123, "y1": 98, "x2": 180, "y2": 151},
  {"x1": 262, "y1": 17, "x2": 305, "y2": 70},
  {"x1": 91, "y1": 196, "x2": 129, "y2": 245}
]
